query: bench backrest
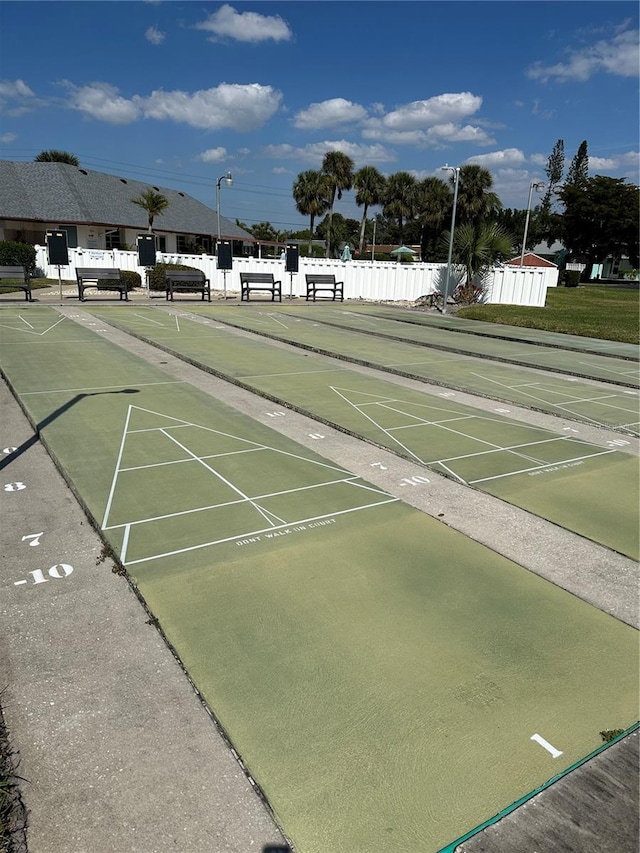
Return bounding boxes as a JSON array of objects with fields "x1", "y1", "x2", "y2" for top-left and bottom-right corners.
[
  {"x1": 0, "y1": 265, "x2": 28, "y2": 281},
  {"x1": 76, "y1": 268, "x2": 122, "y2": 281},
  {"x1": 305, "y1": 274, "x2": 337, "y2": 284},
  {"x1": 240, "y1": 273, "x2": 276, "y2": 284},
  {"x1": 166, "y1": 270, "x2": 206, "y2": 282}
]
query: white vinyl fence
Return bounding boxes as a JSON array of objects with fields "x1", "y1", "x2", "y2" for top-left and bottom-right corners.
[{"x1": 35, "y1": 246, "x2": 557, "y2": 307}]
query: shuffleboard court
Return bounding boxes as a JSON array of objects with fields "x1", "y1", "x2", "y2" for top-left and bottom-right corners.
[
  {"x1": 329, "y1": 303, "x2": 640, "y2": 360},
  {"x1": 0, "y1": 306, "x2": 638, "y2": 853},
  {"x1": 195, "y1": 305, "x2": 640, "y2": 436},
  {"x1": 277, "y1": 304, "x2": 639, "y2": 386},
  {"x1": 85, "y1": 306, "x2": 639, "y2": 559}
]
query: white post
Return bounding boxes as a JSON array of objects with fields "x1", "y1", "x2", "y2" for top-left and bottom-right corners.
[{"x1": 520, "y1": 181, "x2": 544, "y2": 267}]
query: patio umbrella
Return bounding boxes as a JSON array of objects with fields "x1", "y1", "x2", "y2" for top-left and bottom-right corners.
[
  {"x1": 390, "y1": 245, "x2": 416, "y2": 256},
  {"x1": 341, "y1": 244, "x2": 352, "y2": 261}
]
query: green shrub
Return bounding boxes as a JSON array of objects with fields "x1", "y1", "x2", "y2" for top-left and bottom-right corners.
[
  {"x1": 600, "y1": 728, "x2": 624, "y2": 743},
  {"x1": 118, "y1": 270, "x2": 141, "y2": 291},
  {"x1": 565, "y1": 270, "x2": 581, "y2": 288},
  {"x1": 0, "y1": 241, "x2": 37, "y2": 276},
  {"x1": 146, "y1": 262, "x2": 201, "y2": 292}
]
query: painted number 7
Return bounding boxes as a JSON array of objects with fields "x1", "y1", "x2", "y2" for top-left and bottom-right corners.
[{"x1": 22, "y1": 532, "x2": 44, "y2": 547}]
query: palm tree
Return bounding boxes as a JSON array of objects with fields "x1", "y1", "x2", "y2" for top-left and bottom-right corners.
[
  {"x1": 292, "y1": 170, "x2": 331, "y2": 253},
  {"x1": 454, "y1": 164, "x2": 501, "y2": 224},
  {"x1": 131, "y1": 188, "x2": 170, "y2": 233},
  {"x1": 34, "y1": 150, "x2": 80, "y2": 166},
  {"x1": 383, "y1": 171, "x2": 418, "y2": 245},
  {"x1": 446, "y1": 220, "x2": 512, "y2": 302},
  {"x1": 354, "y1": 166, "x2": 386, "y2": 254},
  {"x1": 416, "y1": 176, "x2": 452, "y2": 261},
  {"x1": 321, "y1": 151, "x2": 354, "y2": 257}
]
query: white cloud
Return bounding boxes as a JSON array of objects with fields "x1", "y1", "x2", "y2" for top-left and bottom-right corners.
[
  {"x1": 381, "y1": 92, "x2": 482, "y2": 130},
  {"x1": 294, "y1": 98, "x2": 368, "y2": 130},
  {"x1": 0, "y1": 132, "x2": 17, "y2": 143},
  {"x1": 0, "y1": 79, "x2": 37, "y2": 116},
  {"x1": 0, "y1": 79, "x2": 34, "y2": 98},
  {"x1": 66, "y1": 82, "x2": 140, "y2": 124},
  {"x1": 140, "y1": 83, "x2": 281, "y2": 130},
  {"x1": 425, "y1": 123, "x2": 494, "y2": 145},
  {"x1": 363, "y1": 121, "x2": 494, "y2": 148},
  {"x1": 145, "y1": 26, "x2": 166, "y2": 45},
  {"x1": 528, "y1": 28, "x2": 639, "y2": 82},
  {"x1": 262, "y1": 139, "x2": 396, "y2": 166},
  {"x1": 272, "y1": 166, "x2": 293, "y2": 174},
  {"x1": 195, "y1": 4, "x2": 292, "y2": 43},
  {"x1": 466, "y1": 148, "x2": 526, "y2": 167},
  {"x1": 588, "y1": 156, "x2": 617, "y2": 170},
  {"x1": 529, "y1": 153, "x2": 548, "y2": 166},
  {"x1": 196, "y1": 147, "x2": 228, "y2": 163}
]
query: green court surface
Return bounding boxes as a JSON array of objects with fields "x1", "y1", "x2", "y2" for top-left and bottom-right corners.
[
  {"x1": 334, "y1": 303, "x2": 640, "y2": 360},
  {"x1": 276, "y1": 305, "x2": 639, "y2": 387},
  {"x1": 198, "y1": 305, "x2": 640, "y2": 435},
  {"x1": 86, "y1": 306, "x2": 639, "y2": 559},
  {"x1": 0, "y1": 306, "x2": 638, "y2": 852}
]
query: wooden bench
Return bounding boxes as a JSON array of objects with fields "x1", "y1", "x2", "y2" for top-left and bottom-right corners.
[
  {"x1": 0, "y1": 266, "x2": 32, "y2": 302},
  {"x1": 165, "y1": 270, "x2": 211, "y2": 302},
  {"x1": 305, "y1": 274, "x2": 344, "y2": 302},
  {"x1": 76, "y1": 268, "x2": 129, "y2": 301},
  {"x1": 240, "y1": 272, "x2": 281, "y2": 302}
]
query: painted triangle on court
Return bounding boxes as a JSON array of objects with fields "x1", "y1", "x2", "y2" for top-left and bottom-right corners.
[{"x1": 330, "y1": 386, "x2": 401, "y2": 406}]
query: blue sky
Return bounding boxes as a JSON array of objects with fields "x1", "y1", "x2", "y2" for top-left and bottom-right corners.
[{"x1": 1, "y1": 1, "x2": 638, "y2": 232}]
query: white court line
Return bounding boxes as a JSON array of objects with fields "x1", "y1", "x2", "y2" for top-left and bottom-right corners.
[
  {"x1": 119, "y1": 446, "x2": 263, "y2": 472},
  {"x1": 161, "y1": 429, "x2": 286, "y2": 528},
  {"x1": 243, "y1": 367, "x2": 348, "y2": 379},
  {"x1": 387, "y1": 416, "x2": 476, "y2": 431},
  {"x1": 175, "y1": 315, "x2": 180, "y2": 332},
  {"x1": 124, "y1": 499, "x2": 399, "y2": 566},
  {"x1": 104, "y1": 474, "x2": 365, "y2": 530},
  {"x1": 433, "y1": 436, "x2": 587, "y2": 466},
  {"x1": 468, "y1": 448, "x2": 615, "y2": 484},
  {"x1": 120, "y1": 524, "x2": 132, "y2": 564},
  {"x1": 0, "y1": 316, "x2": 66, "y2": 336},
  {"x1": 133, "y1": 312, "x2": 167, "y2": 326},
  {"x1": 102, "y1": 405, "x2": 134, "y2": 528},
  {"x1": 21, "y1": 380, "x2": 184, "y2": 395},
  {"x1": 530, "y1": 733, "x2": 563, "y2": 758},
  {"x1": 265, "y1": 313, "x2": 290, "y2": 329},
  {"x1": 18, "y1": 315, "x2": 34, "y2": 329}
]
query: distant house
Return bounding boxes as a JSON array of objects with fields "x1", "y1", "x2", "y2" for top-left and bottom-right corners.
[
  {"x1": 0, "y1": 160, "x2": 254, "y2": 254},
  {"x1": 506, "y1": 252, "x2": 558, "y2": 268}
]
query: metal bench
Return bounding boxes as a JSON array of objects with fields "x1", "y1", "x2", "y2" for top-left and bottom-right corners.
[
  {"x1": 165, "y1": 270, "x2": 211, "y2": 301},
  {"x1": 76, "y1": 268, "x2": 129, "y2": 301},
  {"x1": 240, "y1": 272, "x2": 282, "y2": 302},
  {"x1": 305, "y1": 274, "x2": 344, "y2": 302},
  {"x1": 0, "y1": 266, "x2": 32, "y2": 302}
]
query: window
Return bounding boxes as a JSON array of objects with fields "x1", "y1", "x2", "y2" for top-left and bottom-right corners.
[
  {"x1": 56, "y1": 225, "x2": 78, "y2": 248},
  {"x1": 157, "y1": 235, "x2": 166, "y2": 253},
  {"x1": 105, "y1": 229, "x2": 121, "y2": 250}
]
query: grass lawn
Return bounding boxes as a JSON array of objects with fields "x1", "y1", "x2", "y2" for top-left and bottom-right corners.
[{"x1": 457, "y1": 286, "x2": 639, "y2": 344}]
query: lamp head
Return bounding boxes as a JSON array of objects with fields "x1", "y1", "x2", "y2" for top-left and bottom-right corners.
[{"x1": 224, "y1": 170, "x2": 233, "y2": 187}]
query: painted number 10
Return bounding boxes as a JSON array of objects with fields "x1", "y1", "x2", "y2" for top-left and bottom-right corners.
[{"x1": 18, "y1": 564, "x2": 74, "y2": 586}]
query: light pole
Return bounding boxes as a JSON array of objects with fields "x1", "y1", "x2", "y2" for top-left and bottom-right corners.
[
  {"x1": 216, "y1": 171, "x2": 233, "y2": 254},
  {"x1": 371, "y1": 217, "x2": 377, "y2": 261},
  {"x1": 441, "y1": 164, "x2": 460, "y2": 315},
  {"x1": 520, "y1": 181, "x2": 544, "y2": 266}
]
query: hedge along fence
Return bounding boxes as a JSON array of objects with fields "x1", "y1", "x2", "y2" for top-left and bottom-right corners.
[
  {"x1": 146, "y1": 263, "x2": 201, "y2": 292},
  {"x1": 0, "y1": 241, "x2": 37, "y2": 276}
]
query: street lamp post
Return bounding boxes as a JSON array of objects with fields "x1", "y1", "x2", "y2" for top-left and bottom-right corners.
[
  {"x1": 216, "y1": 171, "x2": 233, "y2": 254},
  {"x1": 371, "y1": 217, "x2": 377, "y2": 261},
  {"x1": 441, "y1": 165, "x2": 460, "y2": 315},
  {"x1": 520, "y1": 181, "x2": 545, "y2": 266}
]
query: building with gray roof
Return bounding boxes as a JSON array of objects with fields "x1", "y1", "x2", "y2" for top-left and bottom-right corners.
[{"x1": 0, "y1": 160, "x2": 253, "y2": 254}]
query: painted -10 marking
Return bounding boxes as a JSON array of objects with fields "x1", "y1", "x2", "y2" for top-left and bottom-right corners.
[{"x1": 14, "y1": 564, "x2": 74, "y2": 586}]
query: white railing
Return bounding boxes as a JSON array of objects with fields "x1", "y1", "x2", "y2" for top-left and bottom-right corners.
[{"x1": 35, "y1": 246, "x2": 556, "y2": 306}]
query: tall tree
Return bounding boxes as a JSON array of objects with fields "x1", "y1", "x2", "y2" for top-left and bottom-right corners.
[
  {"x1": 454, "y1": 164, "x2": 501, "y2": 224},
  {"x1": 131, "y1": 188, "x2": 169, "y2": 232},
  {"x1": 321, "y1": 151, "x2": 354, "y2": 257},
  {"x1": 565, "y1": 140, "x2": 589, "y2": 189},
  {"x1": 560, "y1": 175, "x2": 639, "y2": 269},
  {"x1": 292, "y1": 170, "x2": 331, "y2": 253},
  {"x1": 34, "y1": 150, "x2": 80, "y2": 166},
  {"x1": 383, "y1": 171, "x2": 418, "y2": 245},
  {"x1": 353, "y1": 166, "x2": 386, "y2": 254},
  {"x1": 541, "y1": 138, "x2": 564, "y2": 212},
  {"x1": 415, "y1": 176, "x2": 452, "y2": 261}
]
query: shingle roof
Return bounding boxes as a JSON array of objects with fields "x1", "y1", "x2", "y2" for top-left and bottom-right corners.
[
  {"x1": 0, "y1": 160, "x2": 253, "y2": 241},
  {"x1": 506, "y1": 252, "x2": 557, "y2": 268}
]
